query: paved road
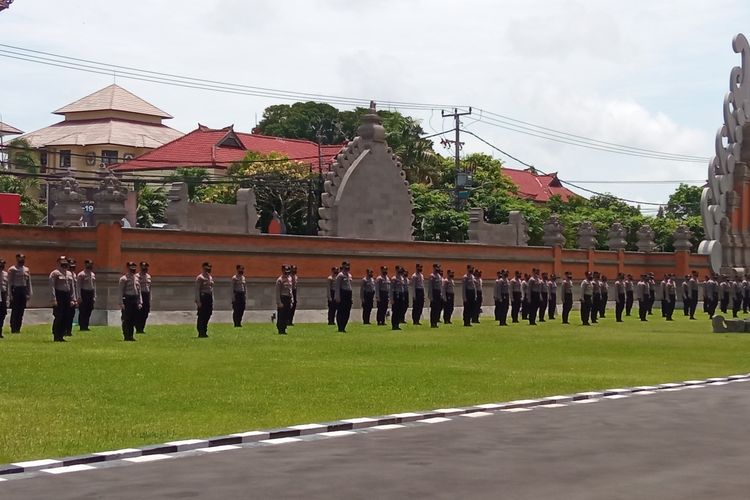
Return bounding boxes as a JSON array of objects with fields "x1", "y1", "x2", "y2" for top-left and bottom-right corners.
[{"x1": 2, "y1": 383, "x2": 749, "y2": 499}]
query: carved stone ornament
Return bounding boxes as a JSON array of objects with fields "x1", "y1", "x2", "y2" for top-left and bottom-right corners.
[
  {"x1": 576, "y1": 221, "x2": 597, "y2": 249},
  {"x1": 636, "y1": 224, "x2": 657, "y2": 253},
  {"x1": 50, "y1": 176, "x2": 84, "y2": 227},
  {"x1": 542, "y1": 214, "x2": 565, "y2": 247},
  {"x1": 672, "y1": 224, "x2": 694, "y2": 252},
  {"x1": 606, "y1": 222, "x2": 628, "y2": 251},
  {"x1": 700, "y1": 34, "x2": 750, "y2": 273}
]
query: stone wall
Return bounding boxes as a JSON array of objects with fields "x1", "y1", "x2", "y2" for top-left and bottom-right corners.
[
  {"x1": 467, "y1": 209, "x2": 529, "y2": 246},
  {"x1": 165, "y1": 182, "x2": 259, "y2": 234}
]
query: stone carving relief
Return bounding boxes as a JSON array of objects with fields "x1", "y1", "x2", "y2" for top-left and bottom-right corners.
[
  {"x1": 700, "y1": 33, "x2": 750, "y2": 273},
  {"x1": 673, "y1": 224, "x2": 694, "y2": 252},
  {"x1": 50, "y1": 176, "x2": 84, "y2": 227},
  {"x1": 318, "y1": 102, "x2": 414, "y2": 241},
  {"x1": 576, "y1": 221, "x2": 597, "y2": 249},
  {"x1": 93, "y1": 172, "x2": 128, "y2": 225},
  {"x1": 467, "y1": 208, "x2": 529, "y2": 246},
  {"x1": 542, "y1": 214, "x2": 565, "y2": 247},
  {"x1": 606, "y1": 222, "x2": 628, "y2": 251}
]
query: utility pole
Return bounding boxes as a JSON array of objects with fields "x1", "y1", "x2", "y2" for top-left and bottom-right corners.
[{"x1": 441, "y1": 108, "x2": 472, "y2": 210}]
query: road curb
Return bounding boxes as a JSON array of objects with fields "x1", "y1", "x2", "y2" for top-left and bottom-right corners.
[{"x1": 2, "y1": 373, "x2": 748, "y2": 477}]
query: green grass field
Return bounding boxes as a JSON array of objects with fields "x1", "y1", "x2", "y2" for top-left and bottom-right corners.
[{"x1": 1, "y1": 312, "x2": 749, "y2": 463}]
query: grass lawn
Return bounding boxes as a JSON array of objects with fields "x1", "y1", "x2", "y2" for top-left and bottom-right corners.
[{"x1": 1, "y1": 312, "x2": 749, "y2": 463}]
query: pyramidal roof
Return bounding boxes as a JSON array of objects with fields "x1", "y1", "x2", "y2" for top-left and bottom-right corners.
[
  {"x1": 0, "y1": 121, "x2": 23, "y2": 136},
  {"x1": 53, "y1": 84, "x2": 173, "y2": 119}
]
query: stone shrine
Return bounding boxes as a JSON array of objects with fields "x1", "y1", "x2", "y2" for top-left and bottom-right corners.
[
  {"x1": 467, "y1": 208, "x2": 529, "y2": 246},
  {"x1": 606, "y1": 222, "x2": 628, "y2": 251},
  {"x1": 576, "y1": 221, "x2": 597, "y2": 249},
  {"x1": 165, "y1": 182, "x2": 260, "y2": 235},
  {"x1": 542, "y1": 214, "x2": 565, "y2": 247},
  {"x1": 636, "y1": 224, "x2": 657, "y2": 253}
]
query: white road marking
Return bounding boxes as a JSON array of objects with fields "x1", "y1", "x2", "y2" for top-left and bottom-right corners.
[
  {"x1": 42, "y1": 464, "x2": 95, "y2": 475},
  {"x1": 461, "y1": 412, "x2": 493, "y2": 418},
  {"x1": 420, "y1": 417, "x2": 453, "y2": 423},
  {"x1": 195, "y1": 445, "x2": 241, "y2": 453},
  {"x1": 124, "y1": 454, "x2": 172, "y2": 463},
  {"x1": 260, "y1": 437, "x2": 302, "y2": 445}
]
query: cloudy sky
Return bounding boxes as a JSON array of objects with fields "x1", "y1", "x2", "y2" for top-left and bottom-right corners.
[{"x1": 2, "y1": 0, "x2": 750, "y2": 209}]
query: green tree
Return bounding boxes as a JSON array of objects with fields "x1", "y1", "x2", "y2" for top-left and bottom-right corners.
[
  {"x1": 666, "y1": 183, "x2": 702, "y2": 219},
  {"x1": 136, "y1": 185, "x2": 168, "y2": 228},
  {"x1": 0, "y1": 175, "x2": 45, "y2": 225},
  {"x1": 6, "y1": 138, "x2": 39, "y2": 173},
  {"x1": 256, "y1": 102, "x2": 345, "y2": 144}
]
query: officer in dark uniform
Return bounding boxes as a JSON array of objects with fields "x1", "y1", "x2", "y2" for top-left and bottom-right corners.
[
  {"x1": 375, "y1": 266, "x2": 390, "y2": 326},
  {"x1": 462, "y1": 265, "x2": 476, "y2": 327},
  {"x1": 289, "y1": 265, "x2": 299, "y2": 326},
  {"x1": 427, "y1": 263, "x2": 443, "y2": 328},
  {"x1": 0, "y1": 259, "x2": 7, "y2": 338},
  {"x1": 76, "y1": 259, "x2": 96, "y2": 331},
  {"x1": 561, "y1": 271, "x2": 573, "y2": 324},
  {"x1": 390, "y1": 266, "x2": 404, "y2": 330},
  {"x1": 50, "y1": 256, "x2": 74, "y2": 342},
  {"x1": 442, "y1": 269, "x2": 455, "y2": 324},
  {"x1": 195, "y1": 262, "x2": 214, "y2": 338},
  {"x1": 275, "y1": 265, "x2": 294, "y2": 335},
  {"x1": 625, "y1": 274, "x2": 635, "y2": 316},
  {"x1": 510, "y1": 271, "x2": 522, "y2": 323},
  {"x1": 231, "y1": 264, "x2": 247, "y2": 327},
  {"x1": 411, "y1": 264, "x2": 425, "y2": 325},
  {"x1": 119, "y1": 261, "x2": 142, "y2": 341},
  {"x1": 8, "y1": 253, "x2": 32, "y2": 334},
  {"x1": 360, "y1": 268, "x2": 376, "y2": 324},
  {"x1": 580, "y1": 272, "x2": 593, "y2": 326},
  {"x1": 472, "y1": 269, "x2": 483, "y2": 323},
  {"x1": 135, "y1": 261, "x2": 152, "y2": 333},
  {"x1": 335, "y1": 261, "x2": 353, "y2": 333},
  {"x1": 64, "y1": 258, "x2": 78, "y2": 336},
  {"x1": 327, "y1": 266, "x2": 339, "y2": 326}
]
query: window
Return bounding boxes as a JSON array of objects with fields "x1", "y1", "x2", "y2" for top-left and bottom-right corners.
[
  {"x1": 59, "y1": 150, "x2": 71, "y2": 169},
  {"x1": 101, "y1": 150, "x2": 119, "y2": 166},
  {"x1": 40, "y1": 152, "x2": 47, "y2": 173}
]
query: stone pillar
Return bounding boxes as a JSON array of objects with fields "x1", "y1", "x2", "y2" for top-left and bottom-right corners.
[
  {"x1": 93, "y1": 173, "x2": 128, "y2": 225},
  {"x1": 50, "y1": 176, "x2": 83, "y2": 227},
  {"x1": 606, "y1": 222, "x2": 628, "y2": 251},
  {"x1": 576, "y1": 221, "x2": 597, "y2": 249},
  {"x1": 673, "y1": 224, "x2": 693, "y2": 276},
  {"x1": 165, "y1": 182, "x2": 189, "y2": 230},
  {"x1": 542, "y1": 214, "x2": 565, "y2": 247},
  {"x1": 636, "y1": 224, "x2": 657, "y2": 253}
]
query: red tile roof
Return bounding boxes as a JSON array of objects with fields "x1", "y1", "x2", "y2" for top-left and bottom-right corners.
[
  {"x1": 113, "y1": 125, "x2": 342, "y2": 172},
  {"x1": 502, "y1": 167, "x2": 578, "y2": 202}
]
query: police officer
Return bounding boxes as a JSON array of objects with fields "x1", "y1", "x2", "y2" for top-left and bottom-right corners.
[
  {"x1": 50, "y1": 256, "x2": 75, "y2": 342},
  {"x1": 705, "y1": 274, "x2": 719, "y2": 318},
  {"x1": 580, "y1": 272, "x2": 593, "y2": 326},
  {"x1": 375, "y1": 266, "x2": 390, "y2": 326},
  {"x1": 665, "y1": 274, "x2": 677, "y2": 321},
  {"x1": 335, "y1": 261, "x2": 353, "y2": 333},
  {"x1": 0, "y1": 259, "x2": 8, "y2": 338},
  {"x1": 719, "y1": 276, "x2": 730, "y2": 314},
  {"x1": 289, "y1": 265, "x2": 299, "y2": 326},
  {"x1": 65, "y1": 258, "x2": 78, "y2": 336},
  {"x1": 496, "y1": 270, "x2": 510, "y2": 326},
  {"x1": 561, "y1": 271, "x2": 574, "y2": 324},
  {"x1": 135, "y1": 261, "x2": 152, "y2": 334},
  {"x1": 510, "y1": 271, "x2": 522, "y2": 323},
  {"x1": 390, "y1": 266, "x2": 404, "y2": 330},
  {"x1": 732, "y1": 275, "x2": 743, "y2": 318},
  {"x1": 521, "y1": 273, "x2": 530, "y2": 320},
  {"x1": 681, "y1": 275, "x2": 691, "y2": 317},
  {"x1": 688, "y1": 271, "x2": 699, "y2": 320},
  {"x1": 625, "y1": 274, "x2": 635, "y2": 316},
  {"x1": 411, "y1": 264, "x2": 425, "y2": 325},
  {"x1": 614, "y1": 273, "x2": 625, "y2": 322},
  {"x1": 195, "y1": 262, "x2": 214, "y2": 338},
  {"x1": 637, "y1": 274, "x2": 649, "y2": 322},
  {"x1": 442, "y1": 269, "x2": 455, "y2": 324},
  {"x1": 539, "y1": 272, "x2": 549, "y2": 323},
  {"x1": 427, "y1": 263, "x2": 443, "y2": 328},
  {"x1": 8, "y1": 253, "x2": 32, "y2": 334},
  {"x1": 361, "y1": 268, "x2": 376, "y2": 325},
  {"x1": 547, "y1": 274, "x2": 557, "y2": 320},
  {"x1": 118, "y1": 261, "x2": 142, "y2": 341},
  {"x1": 275, "y1": 265, "x2": 294, "y2": 335},
  {"x1": 473, "y1": 269, "x2": 483, "y2": 324},
  {"x1": 462, "y1": 265, "x2": 476, "y2": 327},
  {"x1": 647, "y1": 273, "x2": 656, "y2": 315},
  {"x1": 327, "y1": 266, "x2": 339, "y2": 326},
  {"x1": 232, "y1": 264, "x2": 247, "y2": 328},
  {"x1": 77, "y1": 259, "x2": 96, "y2": 331},
  {"x1": 590, "y1": 272, "x2": 601, "y2": 324},
  {"x1": 401, "y1": 267, "x2": 410, "y2": 324},
  {"x1": 599, "y1": 275, "x2": 609, "y2": 318}
]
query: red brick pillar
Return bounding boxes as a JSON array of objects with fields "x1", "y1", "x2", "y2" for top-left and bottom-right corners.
[
  {"x1": 675, "y1": 250, "x2": 690, "y2": 277},
  {"x1": 95, "y1": 223, "x2": 122, "y2": 272},
  {"x1": 618, "y1": 249, "x2": 625, "y2": 274},
  {"x1": 553, "y1": 245, "x2": 562, "y2": 276},
  {"x1": 587, "y1": 248, "x2": 595, "y2": 273}
]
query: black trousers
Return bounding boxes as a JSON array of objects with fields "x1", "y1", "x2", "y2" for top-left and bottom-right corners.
[
  {"x1": 430, "y1": 295, "x2": 443, "y2": 327},
  {"x1": 648, "y1": 293, "x2": 655, "y2": 314},
  {"x1": 580, "y1": 296, "x2": 592, "y2": 325},
  {"x1": 562, "y1": 294, "x2": 573, "y2": 323},
  {"x1": 615, "y1": 294, "x2": 625, "y2": 322},
  {"x1": 521, "y1": 299, "x2": 529, "y2": 320},
  {"x1": 10, "y1": 286, "x2": 28, "y2": 333},
  {"x1": 733, "y1": 295, "x2": 742, "y2": 317},
  {"x1": 376, "y1": 291, "x2": 389, "y2": 325},
  {"x1": 528, "y1": 293, "x2": 540, "y2": 325},
  {"x1": 591, "y1": 294, "x2": 600, "y2": 323},
  {"x1": 277, "y1": 295, "x2": 292, "y2": 334},
  {"x1": 599, "y1": 293, "x2": 608, "y2": 317},
  {"x1": 494, "y1": 299, "x2": 502, "y2": 321},
  {"x1": 499, "y1": 296, "x2": 509, "y2": 325},
  {"x1": 362, "y1": 291, "x2": 375, "y2": 324},
  {"x1": 197, "y1": 293, "x2": 213, "y2": 336},
  {"x1": 412, "y1": 288, "x2": 425, "y2": 324},
  {"x1": 744, "y1": 292, "x2": 750, "y2": 314},
  {"x1": 638, "y1": 299, "x2": 648, "y2": 321},
  {"x1": 78, "y1": 289, "x2": 95, "y2": 330},
  {"x1": 336, "y1": 289, "x2": 353, "y2": 332},
  {"x1": 720, "y1": 293, "x2": 729, "y2": 314},
  {"x1": 472, "y1": 291, "x2": 483, "y2": 323},
  {"x1": 548, "y1": 294, "x2": 556, "y2": 319},
  {"x1": 539, "y1": 293, "x2": 547, "y2": 321},
  {"x1": 625, "y1": 291, "x2": 634, "y2": 316},
  {"x1": 135, "y1": 291, "x2": 151, "y2": 333},
  {"x1": 290, "y1": 289, "x2": 298, "y2": 325},
  {"x1": 0, "y1": 291, "x2": 7, "y2": 334},
  {"x1": 511, "y1": 292, "x2": 522, "y2": 323},
  {"x1": 683, "y1": 295, "x2": 690, "y2": 316},
  {"x1": 443, "y1": 293, "x2": 455, "y2": 323},
  {"x1": 121, "y1": 295, "x2": 139, "y2": 340},
  {"x1": 463, "y1": 290, "x2": 476, "y2": 326},
  {"x1": 690, "y1": 291, "x2": 698, "y2": 319},
  {"x1": 392, "y1": 293, "x2": 403, "y2": 329},
  {"x1": 707, "y1": 297, "x2": 718, "y2": 317},
  {"x1": 52, "y1": 290, "x2": 72, "y2": 341},
  {"x1": 402, "y1": 292, "x2": 409, "y2": 323},
  {"x1": 327, "y1": 290, "x2": 337, "y2": 325},
  {"x1": 232, "y1": 291, "x2": 246, "y2": 327},
  {"x1": 65, "y1": 300, "x2": 76, "y2": 336},
  {"x1": 665, "y1": 295, "x2": 676, "y2": 319}
]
